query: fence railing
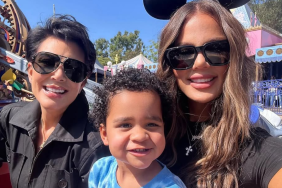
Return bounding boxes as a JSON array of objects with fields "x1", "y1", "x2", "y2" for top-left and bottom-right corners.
[{"x1": 252, "y1": 79, "x2": 282, "y2": 115}]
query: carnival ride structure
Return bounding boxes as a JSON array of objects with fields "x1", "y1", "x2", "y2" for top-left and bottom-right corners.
[{"x1": 0, "y1": 0, "x2": 32, "y2": 103}]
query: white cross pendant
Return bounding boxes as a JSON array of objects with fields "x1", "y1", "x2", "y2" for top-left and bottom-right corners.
[{"x1": 186, "y1": 146, "x2": 193, "y2": 156}]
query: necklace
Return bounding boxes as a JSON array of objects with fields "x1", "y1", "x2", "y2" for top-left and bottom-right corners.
[
  {"x1": 185, "y1": 126, "x2": 202, "y2": 156},
  {"x1": 40, "y1": 119, "x2": 46, "y2": 150}
]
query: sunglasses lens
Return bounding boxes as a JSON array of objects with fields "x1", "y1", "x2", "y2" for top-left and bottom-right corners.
[
  {"x1": 33, "y1": 52, "x2": 60, "y2": 74},
  {"x1": 64, "y1": 59, "x2": 88, "y2": 83},
  {"x1": 205, "y1": 41, "x2": 230, "y2": 65},
  {"x1": 33, "y1": 52, "x2": 88, "y2": 83},
  {"x1": 167, "y1": 47, "x2": 196, "y2": 69}
]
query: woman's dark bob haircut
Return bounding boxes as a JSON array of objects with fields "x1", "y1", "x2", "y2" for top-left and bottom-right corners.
[{"x1": 25, "y1": 14, "x2": 96, "y2": 72}]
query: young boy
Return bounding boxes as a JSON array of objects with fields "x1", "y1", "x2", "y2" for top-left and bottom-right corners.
[{"x1": 89, "y1": 68, "x2": 186, "y2": 188}]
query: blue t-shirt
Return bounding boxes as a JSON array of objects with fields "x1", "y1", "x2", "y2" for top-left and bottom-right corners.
[{"x1": 89, "y1": 156, "x2": 186, "y2": 188}]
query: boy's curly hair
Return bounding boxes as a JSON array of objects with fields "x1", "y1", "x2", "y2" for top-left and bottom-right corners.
[{"x1": 90, "y1": 68, "x2": 173, "y2": 135}]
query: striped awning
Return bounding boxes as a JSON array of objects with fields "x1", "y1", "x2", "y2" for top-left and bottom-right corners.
[{"x1": 255, "y1": 45, "x2": 282, "y2": 63}]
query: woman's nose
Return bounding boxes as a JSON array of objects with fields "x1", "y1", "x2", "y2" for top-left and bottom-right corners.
[
  {"x1": 51, "y1": 64, "x2": 67, "y2": 82},
  {"x1": 192, "y1": 52, "x2": 210, "y2": 70}
]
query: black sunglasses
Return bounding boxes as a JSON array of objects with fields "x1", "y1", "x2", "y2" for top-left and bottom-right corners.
[
  {"x1": 31, "y1": 51, "x2": 89, "y2": 83},
  {"x1": 165, "y1": 40, "x2": 230, "y2": 70}
]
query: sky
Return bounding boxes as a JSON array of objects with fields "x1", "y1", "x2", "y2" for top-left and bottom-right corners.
[{"x1": 11, "y1": 0, "x2": 169, "y2": 46}]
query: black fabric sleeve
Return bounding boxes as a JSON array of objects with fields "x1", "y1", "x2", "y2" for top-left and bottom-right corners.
[
  {"x1": 241, "y1": 128, "x2": 282, "y2": 188},
  {"x1": 74, "y1": 127, "x2": 111, "y2": 188},
  {"x1": 77, "y1": 143, "x2": 111, "y2": 188},
  {"x1": 0, "y1": 103, "x2": 26, "y2": 165},
  {"x1": 0, "y1": 108, "x2": 9, "y2": 165}
]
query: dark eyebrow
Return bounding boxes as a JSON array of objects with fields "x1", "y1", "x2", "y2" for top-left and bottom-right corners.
[
  {"x1": 146, "y1": 116, "x2": 163, "y2": 123},
  {"x1": 113, "y1": 117, "x2": 133, "y2": 123}
]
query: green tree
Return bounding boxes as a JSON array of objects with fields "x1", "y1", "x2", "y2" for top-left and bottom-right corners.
[
  {"x1": 94, "y1": 38, "x2": 111, "y2": 66},
  {"x1": 248, "y1": 0, "x2": 282, "y2": 33},
  {"x1": 109, "y1": 31, "x2": 145, "y2": 62},
  {"x1": 144, "y1": 39, "x2": 159, "y2": 63},
  {"x1": 94, "y1": 30, "x2": 145, "y2": 65}
]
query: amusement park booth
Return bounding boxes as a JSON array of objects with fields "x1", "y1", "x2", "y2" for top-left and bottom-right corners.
[
  {"x1": 232, "y1": 4, "x2": 282, "y2": 114},
  {"x1": 89, "y1": 59, "x2": 111, "y2": 83}
]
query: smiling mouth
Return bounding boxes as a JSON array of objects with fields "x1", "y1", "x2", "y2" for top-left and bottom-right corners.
[
  {"x1": 131, "y1": 149, "x2": 150, "y2": 152},
  {"x1": 43, "y1": 86, "x2": 68, "y2": 94},
  {"x1": 189, "y1": 78, "x2": 215, "y2": 83}
]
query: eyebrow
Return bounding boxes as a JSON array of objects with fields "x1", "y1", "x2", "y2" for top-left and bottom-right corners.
[
  {"x1": 113, "y1": 117, "x2": 133, "y2": 123},
  {"x1": 112, "y1": 116, "x2": 163, "y2": 123},
  {"x1": 177, "y1": 37, "x2": 227, "y2": 46}
]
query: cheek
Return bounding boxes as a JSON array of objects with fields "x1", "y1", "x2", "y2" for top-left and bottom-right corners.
[
  {"x1": 216, "y1": 66, "x2": 228, "y2": 82},
  {"x1": 153, "y1": 132, "x2": 166, "y2": 150},
  {"x1": 108, "y1": 133, "x2": 128, "y2": 149},
  {"x1": 30, "y1": 72, "x2": 47, "y2": 89},
  {"x1": 173, "y1": 69, "x2": 189, "y2": 81},
  {"x1": 69, "y1": 82, "x2": 84, "y2": 94}
]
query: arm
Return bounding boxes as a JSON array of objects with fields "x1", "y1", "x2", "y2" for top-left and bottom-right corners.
[
  {"x1": 268, "y1": 168, "x2": 282, "y2": 188},
  {"x1": 0, "y1": 109, "x2": 8, "y2": 165},
  {"x1": 0, "y1": 136, "x2": 6, "y2": 166}
]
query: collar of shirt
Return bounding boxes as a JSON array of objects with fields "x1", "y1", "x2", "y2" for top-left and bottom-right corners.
[{"x1": 9, "y1": 92, "x2": 89, "y2": 143}]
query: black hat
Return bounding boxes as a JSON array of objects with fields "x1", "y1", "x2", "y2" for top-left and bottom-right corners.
[{"x1": 143, "y1": 0, "x2": 250, "y2": 20}]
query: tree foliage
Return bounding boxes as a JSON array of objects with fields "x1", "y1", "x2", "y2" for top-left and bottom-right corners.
[
  {"x1": 144, "y1": 40, "x2": 159, "y2": 63},
  {"x1": 94, "y1": 38, "x2": 111, "y2": 65},
  {"x1": 248, "y1": 0, "x2": 282, "y2": 33},
  {"x1": 94, "y1": 31, "x2": 146, "y2": 66}
]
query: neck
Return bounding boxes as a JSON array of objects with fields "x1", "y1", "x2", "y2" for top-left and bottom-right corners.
[
  {"x1": 41, "y1": 107, "x2": 65, "y2": 130},
  {"x1": 187, "y1": 100, "x2": 211, "y2": 122},
  {"x1": 116, "y1": 160, "x2": 162, "y2": 188}
]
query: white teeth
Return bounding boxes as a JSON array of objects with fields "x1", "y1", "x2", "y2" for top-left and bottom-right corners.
[
  {"x1": 191, "y1": 78, "x2": 213, "y2": 83},
  {"x1": 46, "y1": 87, "x2": 65, "y2": 93},
  {"x1": 134, "y1": 149, "x2": 147, "y2": 152}
]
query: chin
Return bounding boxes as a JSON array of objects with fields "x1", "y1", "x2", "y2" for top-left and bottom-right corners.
[
  {"x1": 40, "y1": 100, "x2": 68, "y2": 111},
  {"x1": 130, "y1": 161, "x2": 152, "y2": 170},
  {"x1": 189, "y1": 92, "x2": 222, "y2": 104}
]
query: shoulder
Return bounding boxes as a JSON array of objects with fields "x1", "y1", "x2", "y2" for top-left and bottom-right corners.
[
  {"x1": 243, "y1": 127, "x2": 282, "y2": 159},
  {"x1": 1, "y1": 101, "x2": 29, "y2": 119},
  {"x1": 0, "y1": 101, "x2": 30, "y2": 134},
  {"x1": 147, "y1": 164, "x2": 186, "y2": 188},
  {"x1": 248, "y1": 127, "x2": 282, "y2": 150},
  {"x1": 240, "y1": 127, "x2": 282, "y2": 187},
  {"x1": 72, "y1": 124, "x2": 111, "y2": 173},
  {"x1": 89, "y1": 156, "x2": 117, "y2": 187},
  {"x1": 92, "y1": 156, "x2": 116, "y2": 171}
]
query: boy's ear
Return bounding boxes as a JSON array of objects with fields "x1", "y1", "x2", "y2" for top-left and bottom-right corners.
[{"x1": 99, "y1": 124, "x2": 109, "y2": 146}]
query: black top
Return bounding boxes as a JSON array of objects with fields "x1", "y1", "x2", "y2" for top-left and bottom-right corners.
[
  {"x1": 164, "y1": 122, "x2": 282, "y2": 188},
  {"x1": 0, "y1": 93, "x2": 110, "y2": 188}
]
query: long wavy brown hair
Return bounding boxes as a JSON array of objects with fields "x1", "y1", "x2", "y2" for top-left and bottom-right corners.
[{"x1": 156, "y1": 0, "x2": 259, "y2": 187}]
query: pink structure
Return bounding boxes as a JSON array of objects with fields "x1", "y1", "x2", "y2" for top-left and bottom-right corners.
[
  {"x1": 231, "y1": 4, "x2": 282, "y2": 57},
  {"x1": 246, "y1": 27, "x2": 282, "y2": 56}
]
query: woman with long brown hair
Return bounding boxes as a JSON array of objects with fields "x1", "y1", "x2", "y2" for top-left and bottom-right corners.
[{"x1": 156, "y1": 0, "x2": 282, "y2": 187}]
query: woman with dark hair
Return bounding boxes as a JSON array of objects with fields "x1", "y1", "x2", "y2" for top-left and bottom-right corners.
[
  {"x1": 0, "y1": 15, "x2": 109, "y2": 188},
  {"x1": 157, "y1": 0, "x2": 282, "y2": 187}
]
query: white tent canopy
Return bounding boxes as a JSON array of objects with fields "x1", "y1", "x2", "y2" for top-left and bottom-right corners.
[{"x1": 119, "y1": 54, "x2": 154, "y2": 69}]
